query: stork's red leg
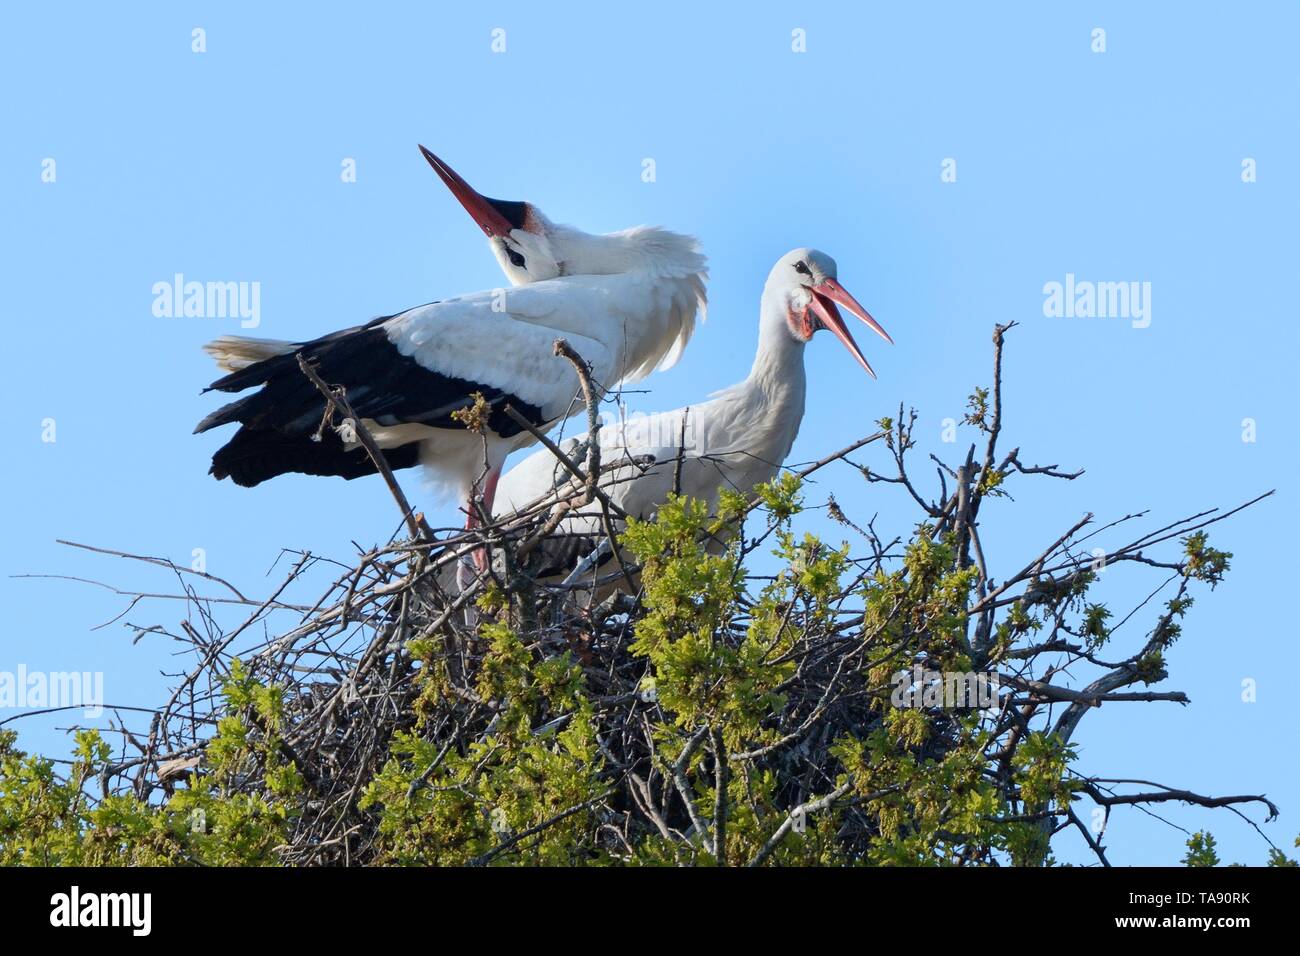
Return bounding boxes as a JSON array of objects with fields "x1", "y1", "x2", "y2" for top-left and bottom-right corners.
[
  {"x1": 463, "y1": 467, "x2": 503, "y2": 576},
  {"x1": 480, "y1": 468, "x2": 501, "y2": 517}
]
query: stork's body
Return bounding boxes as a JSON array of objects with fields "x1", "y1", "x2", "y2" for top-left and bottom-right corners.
[
  {"x1": 195, "y1": 149, "x2": 706, "y2": 536},
  {"x1": 493, "y1": 248, "x2": 891, "y2": 589},
  {"x1": 496, "y1": 335, "x2": 809, "y2": 528}
]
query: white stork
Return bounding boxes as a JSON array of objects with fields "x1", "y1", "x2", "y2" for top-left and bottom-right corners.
[
  {"x1": 491, "y1": 248, "x2": 890, "y2": 590},
  {"x1": 195, "y1": 148, "x2": 707, "y2": 544}
]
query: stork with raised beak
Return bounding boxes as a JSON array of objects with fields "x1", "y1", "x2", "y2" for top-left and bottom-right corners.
[{"x1": 195, "y1": 148, "x2": 707, "y2": 550}]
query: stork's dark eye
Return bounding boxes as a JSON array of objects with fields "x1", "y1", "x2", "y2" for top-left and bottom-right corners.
[
  {"x1": 794, "y1": 261, "x2": 811, "y2": 275},
  {"x1": 506, "y1": 248, "x2": 527, "y2": 269}
]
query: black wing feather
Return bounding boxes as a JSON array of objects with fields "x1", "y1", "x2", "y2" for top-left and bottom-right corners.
[
  {"x1": 211, "y1": 425, "x2": 421, "y2": 488},
  {"x1": 196, "y1": 312, "x2": 545, "y2": 486}
]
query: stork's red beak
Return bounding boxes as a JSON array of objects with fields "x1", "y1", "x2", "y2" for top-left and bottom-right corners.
[
  {"x1": 806, "y1": 277, "x2": 892, "y2": 379},
  {"x1": 418, "y1": 145, "x2": 527, "y2": 239}
]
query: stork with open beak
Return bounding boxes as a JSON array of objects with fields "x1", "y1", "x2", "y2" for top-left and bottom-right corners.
[
  {"x1": 195, "y1": 148, "x2": 708, "y2": 556},
  {"x1": 491, "y1": 248, "x2": 891, "y2": 593}
]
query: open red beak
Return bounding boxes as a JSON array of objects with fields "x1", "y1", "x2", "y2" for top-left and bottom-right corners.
[
  {"x1": 418, "y1": 145, "x2": 522, "y2": 239},
  {"x1": 807, "y1": 277, "x2": 892, "y2": 378}
]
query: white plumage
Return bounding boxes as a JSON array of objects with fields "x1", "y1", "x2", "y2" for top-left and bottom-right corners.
[
  {"x1": 492, "y1": 248, "x2": 891, "y2": 591},
  {"x1": 386, "y1": 265, "x2": 705, "y2": 418},
  {"x1": 196, "y1": 148, "x2": 707, "y2": 540},
  {"x1": 361, "y1": 262, "x2": 704, "y2": 505}
]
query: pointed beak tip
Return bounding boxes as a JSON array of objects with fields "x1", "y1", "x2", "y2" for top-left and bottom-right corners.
[
  {"x1": 420, "y1": 148, "x2": 515, "y2": 239},
  {"x1": 810, "y1": 279, "x2": 890, "y2": 377},
  {"x1": 817, "y1": 277, "x2": 891, "y2": 345}
]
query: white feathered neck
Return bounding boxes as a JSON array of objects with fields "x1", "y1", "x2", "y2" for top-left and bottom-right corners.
[
  {"x1": 701, "y1": 287, "x2": 809, "y2": 467},
  {"x1": 549, "y1": 222, "x2": 709, "y2": 383}
]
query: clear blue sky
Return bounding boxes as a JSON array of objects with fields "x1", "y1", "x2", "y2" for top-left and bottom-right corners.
[{"x1": 2, "y1": 2, "x2": 1294, "y2": 865}]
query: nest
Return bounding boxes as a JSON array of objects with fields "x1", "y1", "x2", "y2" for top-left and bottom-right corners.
[{"x1": 34, "y1": 326, "x2": 1277, "y2": 867}]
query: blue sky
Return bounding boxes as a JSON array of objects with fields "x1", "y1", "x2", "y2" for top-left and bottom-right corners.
[{"x1": 1, "y1": 2, "x2": 1295, "y2": 865}]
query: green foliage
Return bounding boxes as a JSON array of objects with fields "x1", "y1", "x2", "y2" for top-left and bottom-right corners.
[
  {"x1": 1081, "y1": 603, "x2": 1111, "y2": 650},
  {"x1": 1267, "y1": 837, "x2": 1299, "y2": 867},
  {"x1": 166, "y1": 659, "x2": 303, "y2": 865},
  {"x1": 1135, "y1": 649, "x2": 1166, "y2": 684},
  {"x1": 979, "y1": 468, "x2": 1008, "y2": 497},
  {"x1": 1182, "y1": 830, "x2": 1221, "y2": 867},
  {"x1": 0, "y1": 728, "x2": 185, "y2": 866},
  {"x1": 0, "y1": 660, "x2": 306, "y2": 866},
  {"x1": 360, "y1": 622, "x2": 607, "y2": 865},
  {"x1": 0, "y1": 450, "x2": 1268, "y2": 868},
  {"x1": 1181, "y1": 830, "x2": 1300, "y2": 867},
  {"x1": 621, "y1": 484, "x2": 810, "y2": 747},
  {"x1": 963, "y1": 387, "x2": 991, "y2": 432},
  {"x1": 450, "y1": 390, "x2": 491, "y2": 433},
  {"x1": 1182, "y1": 532, "x2": 1232, "y2": 589}
]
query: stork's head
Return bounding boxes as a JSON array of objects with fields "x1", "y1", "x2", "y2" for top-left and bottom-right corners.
[
  {"x1": 420, "y1": 145, "x2": 706, "y2": 286},
  {"x1": 420, "y1": 145, "x2": 561, "y2": 284},
  {"x1": 765, "y1": 248, "x2": 892, "y2": 378}
]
